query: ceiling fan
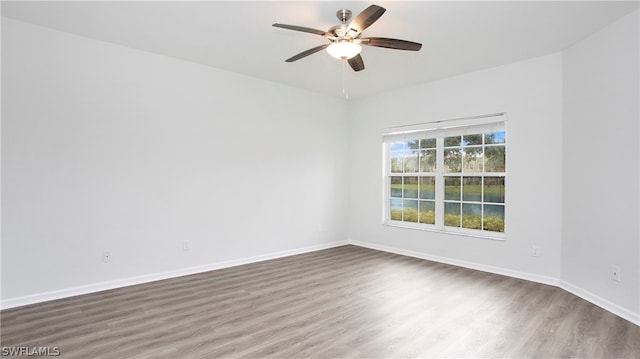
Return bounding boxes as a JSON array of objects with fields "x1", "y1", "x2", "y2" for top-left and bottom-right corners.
[{"x1": 273, "y1": 4, "x2": 422, "y2": 72}]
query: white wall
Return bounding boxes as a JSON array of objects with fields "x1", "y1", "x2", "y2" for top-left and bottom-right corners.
[
  {"x1": 347, "y1": 53, "x2": 564, "y2": 283},
  {"x1": 562, "y1": 10, "x2": 639, "y2": 321},
  {"x1": 1, "y1": 19, "x2": 349, "y2": 304},
  {"x1": 3, "y1": 10, "x2": 639, "y2": 325}
]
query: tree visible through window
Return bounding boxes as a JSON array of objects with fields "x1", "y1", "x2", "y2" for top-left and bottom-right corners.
[
  {"x1": 389, "y1": 139, "x2": 436, "y2": 224},
  {"x1": 384, "y1": 120, "x2": 506, "y2": 238}
]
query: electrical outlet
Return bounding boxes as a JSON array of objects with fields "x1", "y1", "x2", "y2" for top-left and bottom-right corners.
[
  {"x1": 531, "y1": 245, "x2": 541, "y2": 257},
  {"x1": 611, "y1": 265, "x2": 621, "y2": 282},
  {"x1": 102, "y1": 250, "x2": 112, "y2": 263},
  {"x1": 183, "y1": 240, "x2": 191, "y2": 251}
]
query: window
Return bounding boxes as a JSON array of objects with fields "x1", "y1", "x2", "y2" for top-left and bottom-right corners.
[{"x1": 383, "y1": 116, "x2": 506, "y2": 239}]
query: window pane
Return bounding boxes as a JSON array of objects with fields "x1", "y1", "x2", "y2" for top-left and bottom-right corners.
[
  {"x1": 444, "y1": 202, "x2": 461, "y2": 227},
  {"x1": 485, "y1": 145, "x2": 505, "y2": 172},
  {"x1": 419, "y1": 149, "x2": 436, "y2": 172},
  {"x1": 444, "y1": 177, "x2": 461, "y2": 200},
  {"x1": 390, "y1": 198, "x2": 403, "y2": 220},
  {"x1": 485, "y1": 131, "x2": 506, "y2": 144},
  {"x1": 444, "y1": 148, "x2": 462, "y2": 173},
  {"x1": 464, "y1": 134, "x2": 483, "y2": 146},
  {"x1": 404, "y1": 177, "x2": 418, "y2": 198},
  {"x1": 391, "y1": 142, "x2": 406, "y2": 151},
  {"x1": 391, "y1": 155, "x2": 403, "y2": 173},
  {"x1": 462, "y1": 203, "x2": 482, "y2": 229},
  {"x1": 390, "y1": 176, "x2": 403, "y2": 197},
  {"x1": 484, "y1": 177, "x2": 505, "y2": 203},
  {"x1": 445, "y1": 136, "x2": 461, "y2": 147},
  {"x1": 462, "y1": 177, "x2": 482, "y2": 202},
  {"x1": 419, "y1": 200, "x2": 435, "y2": 224},
  {"x1": 404, "y1": 150, "x2": 419, "y2": 173},
  {"x1": 420, "y1": 138, "x2": 436, "y2": 149},
  {"x1": 463, "y1": 147, "x2": 484, "y2": 173},
  {"x1": 390, "y1": 142, "x2": 406, "y2": 173},
  {"x1": 484, "y1": 204, "x2": 505, "y2": 232},
  {"x1": 420, "y1": 176, "x2": 435, "y2": 199},
  {"x1": 403, "y1": 200, "x2": 419, "y2": 223},
  {"x1": 407, "y1": 140, "x2": 420, "y2": 150}
]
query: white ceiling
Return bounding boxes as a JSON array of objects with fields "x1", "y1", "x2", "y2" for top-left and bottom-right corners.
[{"x1": 2, "y1": 1, "x2": 638, "y2": 100}]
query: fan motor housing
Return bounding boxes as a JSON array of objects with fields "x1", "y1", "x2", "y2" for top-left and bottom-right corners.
[{"x1": 328, "y1": 25, "x2": 348, "y2": 38}]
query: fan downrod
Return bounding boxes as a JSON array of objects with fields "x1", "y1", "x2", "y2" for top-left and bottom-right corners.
[{"x1": 336, "y1": 9, "x2": 352, "y2": 23}]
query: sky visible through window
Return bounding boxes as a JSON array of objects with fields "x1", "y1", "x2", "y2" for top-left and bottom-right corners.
[{"x1": 390, "y1": 131, "x2": 506, "y2": 154}]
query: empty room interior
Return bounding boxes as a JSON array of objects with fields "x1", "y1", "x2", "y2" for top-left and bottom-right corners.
[{"x1": 1, "y1": 1, "x2": 639, "y2": 358}]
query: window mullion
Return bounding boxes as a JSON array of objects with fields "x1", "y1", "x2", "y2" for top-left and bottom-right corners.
[{"x1": 435, "y1": 137, "x2": 444, "y2": 229}]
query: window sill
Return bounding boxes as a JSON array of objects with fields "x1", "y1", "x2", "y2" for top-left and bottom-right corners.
[{"x1": 383, "y1": 221, "x2": 506, "y2": 241}]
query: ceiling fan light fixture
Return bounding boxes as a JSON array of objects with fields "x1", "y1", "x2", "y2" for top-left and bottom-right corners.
[
  {"x1": 326, "y1": 41, "x2": 362, "y2": 60},
  {"x1": 274, "y1": 4, "x2": 422, "y2": 72}
]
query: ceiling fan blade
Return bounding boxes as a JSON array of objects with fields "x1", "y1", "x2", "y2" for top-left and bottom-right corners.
[
  {"x1": 361, "y1": 37, "x2": 422, "y2": 51},
  {"x1": 348, "y1": 5, "x2": 386, "y2": 34},
  {"x1": 285, "y1": 44, "x2": 330, "y2": 62},
  {"x1": 348, "y1": 54, "x2": 365, "y2": 72},
  {"x1": 273, "y1": 23, "x2": 329, "y2": 37}
]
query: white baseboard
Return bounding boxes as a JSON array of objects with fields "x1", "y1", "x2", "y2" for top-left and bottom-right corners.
[
  {"x1": 349, "y1": 240, "x2": 559, "y2": 286},
  {"x1": 559, "y1": 280, "x2": 640, "y2": 326},
  {"x1": 349, "y1": 240, "x2": 639, "y2": 326},
  {"x1": 1, "y1": 240, "x2": 348, "y2": 310}
]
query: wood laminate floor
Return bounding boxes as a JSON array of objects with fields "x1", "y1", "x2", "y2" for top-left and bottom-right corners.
[{"x1": 1, "y1": 245, "x2": 639, "y2": 358}]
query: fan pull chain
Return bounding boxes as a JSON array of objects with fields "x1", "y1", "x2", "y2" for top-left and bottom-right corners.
[{"x1": 342, "y1": 60, "x2": 349, "y2": 100}]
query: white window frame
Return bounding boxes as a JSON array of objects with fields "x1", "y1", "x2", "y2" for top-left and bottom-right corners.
[{"x1": 382, "y1": 113, "x2": 507, "y2": 240}]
